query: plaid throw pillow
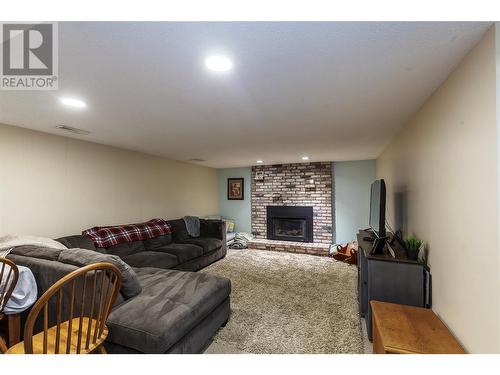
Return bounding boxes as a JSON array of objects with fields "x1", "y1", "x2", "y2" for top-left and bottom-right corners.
[{"x1": 83, "y1": 218, "x2": 172, "y2": 248}]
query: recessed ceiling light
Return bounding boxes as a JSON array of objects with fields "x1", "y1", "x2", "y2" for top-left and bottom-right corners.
[
  {"x1": 302, "y1": 156, "x2": 310, "y2": 161},
  {"x1": 60, "y1": 97, "x2": 86, "y2": 109},
  {"x1": 256, "y1": 160, "x2": 263, "y2": 164},
  {"x1": 205, "y1": 55, "x2": 233, "y2": 73}
]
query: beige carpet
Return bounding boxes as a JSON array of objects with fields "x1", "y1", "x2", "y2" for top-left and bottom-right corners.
[{"x1": 202, "y1": 249, "x2": 364, "y2": 354}]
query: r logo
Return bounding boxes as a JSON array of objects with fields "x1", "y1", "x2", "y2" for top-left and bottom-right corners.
[{"x1": 2, "y1": 23, "x2": 53, "y2": 75}]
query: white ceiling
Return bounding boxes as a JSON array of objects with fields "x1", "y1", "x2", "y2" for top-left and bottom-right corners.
[{"x1": 0, "y1": 22, "x2": 491, "y2": 168}]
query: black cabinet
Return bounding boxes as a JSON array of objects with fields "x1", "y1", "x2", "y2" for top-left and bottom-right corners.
[{"x1": 357, "y1": 229, "x2": 431, "y2": 340}]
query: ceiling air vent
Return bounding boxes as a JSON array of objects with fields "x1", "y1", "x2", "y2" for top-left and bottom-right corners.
[
  {"x1": 189, "y1": 158, "x2": 206, "y2": 162},
  {"x1": 55, "y1": 125, "x2": 91, "y2": 135}
]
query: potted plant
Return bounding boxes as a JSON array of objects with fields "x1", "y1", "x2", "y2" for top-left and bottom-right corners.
[{"x1": 404, "y1": 235, "x2": 423, "y2": 261}]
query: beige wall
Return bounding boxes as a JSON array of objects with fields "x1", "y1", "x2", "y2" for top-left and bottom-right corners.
[
  {"x1": 0, "y1": 123, "x2": 218, "y2": 238},
  {"x1": 376, "y1": 27, "x2": 499, "y2": 353}
]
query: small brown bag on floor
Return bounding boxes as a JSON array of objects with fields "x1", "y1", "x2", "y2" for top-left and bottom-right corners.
[{"x1": 332, "y1": 242, "x2": 358, "y2": 265}]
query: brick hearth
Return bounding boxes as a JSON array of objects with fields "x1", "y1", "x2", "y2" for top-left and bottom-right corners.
[
  {"x1": 251, "y1": 161, "x2": 333, "y2": 244},
  {"x1": 248, "y1": 238, "x2": 330, "y2": 256}
]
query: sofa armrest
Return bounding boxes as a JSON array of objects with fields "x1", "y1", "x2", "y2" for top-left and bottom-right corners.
[{"x1": 200, "y1": 219, "x2": 226, "y2": 242}]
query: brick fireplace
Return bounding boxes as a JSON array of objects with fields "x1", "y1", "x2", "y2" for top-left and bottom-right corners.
[{"x1": 250, "y1": 162, "x2": 333, "y2": 254}]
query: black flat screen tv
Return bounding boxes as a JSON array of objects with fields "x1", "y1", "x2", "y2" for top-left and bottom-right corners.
[{"x1": 369, "y1": 179, "x2": 386, "y2": 238}]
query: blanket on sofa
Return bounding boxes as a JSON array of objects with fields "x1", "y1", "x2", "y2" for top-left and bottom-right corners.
[
  {"x1": 0, "y1": 234, "x2": 67, "y2": 257},
  {"x1": 83, "y1": 218, "x2": 172, "y2": 248},
  {"x1": 183, "y1": 216, "x2": 200, "y2": 237}
]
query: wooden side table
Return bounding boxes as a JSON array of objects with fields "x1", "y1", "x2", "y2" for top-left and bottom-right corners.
[{"x1": 370, "y1": 300, "x2": 465, "y2": 354}]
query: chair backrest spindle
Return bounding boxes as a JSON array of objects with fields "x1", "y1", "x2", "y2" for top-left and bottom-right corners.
[
  {"x1": 43, "y1": 304, "x2": 48, "y2": 354},
  {"x1": 85, "y1": 271, "x2": 98, "y2": 350},
  {"x1": 0, "y1": 258, "x2": 19, "y2": 314},
  {"x1": 55, "y1": 290, "x2": 63, "y2": 354}
]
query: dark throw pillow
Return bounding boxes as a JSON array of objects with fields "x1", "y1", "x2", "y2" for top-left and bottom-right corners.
[{"x1": 58, "y1": 248, "x2": 142, "y2": 299}]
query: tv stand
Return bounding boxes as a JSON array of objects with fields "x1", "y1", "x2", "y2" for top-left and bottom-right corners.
[{"x1": 357, "y1": 229, "x2": 431, "y2": 340}]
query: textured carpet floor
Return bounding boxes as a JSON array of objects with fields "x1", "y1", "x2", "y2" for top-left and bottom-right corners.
[{"x1": 202, "y1": 249, "x2": 364, "y2": 354}]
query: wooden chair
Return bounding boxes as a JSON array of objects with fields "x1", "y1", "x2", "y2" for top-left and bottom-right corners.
[
  {"x1": 0, "y1": 257, "x2": 20, "y2": 353},
  {"x1": 6, "y1": 262, "x2": 121, "y2": 354}
]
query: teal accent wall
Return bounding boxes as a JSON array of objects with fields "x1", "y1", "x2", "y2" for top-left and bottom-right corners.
[
  {"x1": 217, "y1": 167, "x2": 252, "y2": 233},
  {"x1": 217, "y1": 161, "x2": 375, "y2": 240},
  {"x1": 334, "y1": 160, "x2": 376, "y2": 244}
]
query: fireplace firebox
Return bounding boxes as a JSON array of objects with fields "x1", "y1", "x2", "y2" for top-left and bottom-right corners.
[{"x1": 267, "y1": 206, "x2": 313, "y2": 242}]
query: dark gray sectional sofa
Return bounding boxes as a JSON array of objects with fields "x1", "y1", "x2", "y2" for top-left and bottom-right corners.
[
  {"x1": 58, "y1": 219, "x2": 227, "y2": 272},
  {"x1": 7, "y1": 218, "x2": 230, "y2": 354}
]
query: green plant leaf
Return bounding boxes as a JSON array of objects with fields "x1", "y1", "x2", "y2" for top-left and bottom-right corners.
[{"x1": 404, "y1": 234, "x2": 423, "y2": 251}]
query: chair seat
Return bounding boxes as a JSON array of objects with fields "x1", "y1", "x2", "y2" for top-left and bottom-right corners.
[{"x1": 6, "y1": 317, "x2": 108, "y2": 354}]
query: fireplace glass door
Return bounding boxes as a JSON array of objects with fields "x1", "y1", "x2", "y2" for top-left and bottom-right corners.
[{"x1": 272, "y1": 218, "x2": 307, "y2": 241}]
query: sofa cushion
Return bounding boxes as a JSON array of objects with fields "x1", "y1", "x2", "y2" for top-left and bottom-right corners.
[
  {"x1": 7, "y1": 253, "x2": 79, "y2": 298},
  {"x1": 179, "y1": 238, "x2": 222, "y2": 254},
  {"x1": 173, "y1": 245, "x2": 227, "y2": 272},
  {"x1": 55, "y1": 235, "x2": 97, "y2": 251},
  {"x1": 104, "y1": 240, "x2": 145, "y2": 258},
  {"x1": 142, "y1": 234, "x2": 172, "y2": 250},
  {"x1": 7, "y1": 253, "x2": 125, "y2": 320},
  {"x1": 121, "y1": 251, "x2": 179, "y2": 269},
  {"x1": 10, "y1": 245, "x2": 64, "y2": 261},
  {"x1": 58, "y1": 248, "x2": 142, "y2": 299},
  {"x1": 199, "y1": 219, "x2": 225, "y2": 240},
  {"x1": 106, "y1": 267, "x2": 231, "y2": 353},
  {"x1": 167, "y1": 219, "x2": 190, "y2": 242},
  {"x1": 153, "y1": 243, "x2": 204, "y2": 264}
]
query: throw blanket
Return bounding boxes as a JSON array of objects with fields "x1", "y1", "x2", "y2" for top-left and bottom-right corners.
[
  {"x1": 83, "y1": 218, "x2": 172, "y2": 248},
  {"x1": 0, "y1": 235, "x2": 67, "y2": 257},
  {"x1": 229, "y1": 232, "x2": 253, "y2": 249},
  {"x1": 183, "y1": 216, "x2": 200, "y2": 237}
]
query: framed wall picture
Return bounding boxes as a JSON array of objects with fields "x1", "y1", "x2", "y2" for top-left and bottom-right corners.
[{"x1": 227, "y1": 178, "x2": 244, "y2": 200}]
